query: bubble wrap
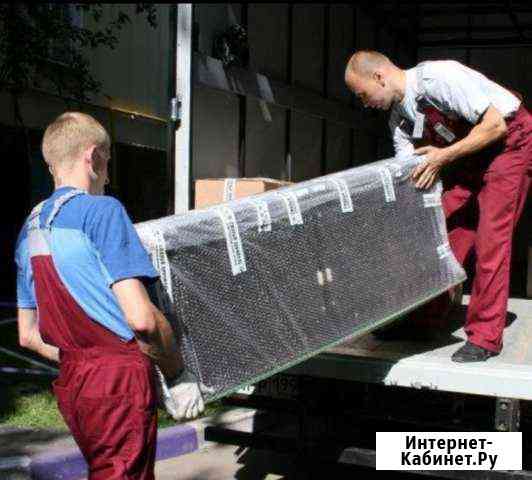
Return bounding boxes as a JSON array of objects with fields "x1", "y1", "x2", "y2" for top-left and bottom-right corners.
[{"x1": 135, "y1": 155, "x2": 466, "y2": 402}]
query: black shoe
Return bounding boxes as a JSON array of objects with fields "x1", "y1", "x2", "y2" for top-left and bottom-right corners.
[{"x1": 451, "y1": 342, "x2": 498, "y2": 363}]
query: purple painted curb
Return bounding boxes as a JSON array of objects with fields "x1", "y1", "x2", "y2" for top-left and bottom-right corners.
[
  {"x1": 29, "y1": 423, "x2": 198, "y2": 480},
  {"x1": 31, "y1": 449, "x2": 88, "y2": 480},
  {"x1": 155, "y1": 424, "x2": 199, "y2": 461}
]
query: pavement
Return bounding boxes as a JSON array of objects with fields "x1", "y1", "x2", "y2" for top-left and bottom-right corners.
[
  {"x1": 0, "y1": 407, "x2": 259, "y2": 480},
  {"x1": 152, "y1": 443, "x2": 428, "y2": 480},
  {"x1": 152, "y1": 443, "x2": 293, "y2": 480}
]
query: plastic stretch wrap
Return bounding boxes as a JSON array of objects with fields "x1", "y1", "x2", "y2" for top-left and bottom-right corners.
[{"x1": 135, "y1": 155, "x2": 466, "y2": 402}]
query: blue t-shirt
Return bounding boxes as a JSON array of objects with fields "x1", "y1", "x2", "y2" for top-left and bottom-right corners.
[{"x1": 15, "y1": 187, "x2": 159, "y2": 340}]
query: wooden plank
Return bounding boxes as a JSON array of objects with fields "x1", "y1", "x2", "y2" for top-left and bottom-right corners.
[
  {"x1": 420, "y1": 38, "x2": 532, "y2": 48},
  {"x1": 326, "y1": 124, "x2": 351, "y2": 174},
  {"x1": 193, "y1": 53, "x2": 364, "y2": 129},
  {"x1": 194, "y1": 4, "x2": 241, "y2": 56},
  {"x1": 374, "y1": 111, "x2": 394, "y2": 159},
  {"x1": 352, "y1": 128, "x2": 377, "y2": 167},
  {"x1": 376, "y1": 135, "x2": 395, "y2": 159},
  {"x1": 247, "y1": 4, "x2": 289, "y2": 81},
  {"x1": 328, "y1": 4, "x2": 355, "y2": 104},
  {"x1": 357, "y1": 3, "x2": 417, "y2": 56},
  {"x1": 355, "y1": 6, "x2": 377, "y2": 50},
  {"x1": 396, "y1": 43, "x2": 415, "y2": 69},
  {"x1": 245, "y1": 99, "x2": 287, "y2": 180},
  {"x1": 327, "y1": 5, "x2": 355, "y2": 175},
  {"x1": 292, "y1": 4, "x2": 325, "y2": 93},
  {"x1": 244, "y1": 3, "x2": 289, "y2": 180},
  {"x1": 291, "y1": 112, "x2": 323, "y2": 181},
  {"x1": 291, "y1": 5, "x2": 325, "y2": 181},
  {"x1": 418, "y1": 47, "x2": 469, "y2": 64},
  {"x1": 376, "y1": 23, "x2": 395, "y2": 58},
  {"x1": 114, "y1": 144, "x2": 168, "y2": 223},
  {"x1": 192, "y1": 86, "x2": 240, "y2": 180}
]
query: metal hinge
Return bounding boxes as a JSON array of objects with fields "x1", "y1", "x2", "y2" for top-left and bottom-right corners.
[{"x1": 170, "y1": 97, "x2": 181, "y2": 122}]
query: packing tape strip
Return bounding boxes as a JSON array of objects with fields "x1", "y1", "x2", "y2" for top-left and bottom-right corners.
[
  {"x1": 218, "y1": 206, "x2": 247, "y2": 275},
  {"x1": 252, "y1": 199, "x2": 272, "y2": 233},
  {"x1": 423, "y1": 192, "x2": 442, "y2": 208},
  {"x1": 330, "y1": 177, "x2": 354, "y2": 213},
  {"x1": 278, "y1": 191, "x2": 304, "y2": 225},
  {"x1": 378, "y1": 167, "x2": 396, "y2": 203},
  {"x1": 223, "y1": 178, "x2": 237, "y2": 202}
]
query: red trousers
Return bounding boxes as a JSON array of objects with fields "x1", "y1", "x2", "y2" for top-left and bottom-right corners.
[
  {"x1": 403, "y1": 106, "x2": 532, "y2": 350},
  {"x1": 53, "y1": 343, "x2": 157, "y2": 480},
  {"x1": 442, "y1": 106, "x2": 532, "y2": 352}
]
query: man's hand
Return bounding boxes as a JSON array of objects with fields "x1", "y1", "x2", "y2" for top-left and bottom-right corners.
[
  {"x1": 156, "y1": 367, "x2": 212, "y2": 421},
  {"x1": 411, "y1": 146, "x2": 451, "y2": 189},
  {"x1": 411, "y1": 106, "x2": 508, "y2": 190}
]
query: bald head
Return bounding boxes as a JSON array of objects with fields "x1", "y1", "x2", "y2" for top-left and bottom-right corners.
[
  {"x1": 344, "y1": 51, "x2": 404, "y2": 111},
  {"x1": 345, "y1": 50, "x2": 393, "y2": 80}
]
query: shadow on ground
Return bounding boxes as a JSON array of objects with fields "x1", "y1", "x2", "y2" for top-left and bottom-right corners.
[{"x1": 0, "y1": 426, "x2": 71, "y2": 457}]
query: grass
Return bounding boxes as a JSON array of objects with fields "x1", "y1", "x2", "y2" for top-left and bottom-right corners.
[
  {"x1": 0, "y1": 382, "x2": 66, "y2": 430},
  {"x1": 0, "y1": 380, "x2": 222, "y2": 430},
  {"x1": 0, "y1": 318, "x2": 223, "y2": 431}
]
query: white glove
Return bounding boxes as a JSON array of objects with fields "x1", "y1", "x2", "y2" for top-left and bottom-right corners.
[{"x1": 155, "y1": 367, "x2": 211, "y2": 421}]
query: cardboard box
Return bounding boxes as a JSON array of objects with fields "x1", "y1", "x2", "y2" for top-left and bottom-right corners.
[{"x1": 195, "y1": 177, "x2": 292, "y2": 209}]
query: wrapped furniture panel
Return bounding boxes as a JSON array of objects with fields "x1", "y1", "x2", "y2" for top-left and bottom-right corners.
[{"x1": 136, "y1": 155, "x2": 466, "y2": 402}]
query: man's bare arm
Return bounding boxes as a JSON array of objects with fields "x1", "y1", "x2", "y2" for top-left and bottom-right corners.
[
  {"x1": 444, "y1": 105, "x2": 507, "y2": 163},
  {"x1": 112, "y1": 278, "x2": 183, "y2": 380},
  {"x1": 412, "y1": 105, "x2": 508, "y2": 189},
  {"x1": 18, "y1": 308, "x2": 59, "y2": 362}
]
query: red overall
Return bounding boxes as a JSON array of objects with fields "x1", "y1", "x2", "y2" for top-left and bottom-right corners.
[
  {"x1": 410, "y1": 99, "x2": 532, "y2": 352},
  {"x1": 27, "y1": 192, "x2": 157, "y2": 480}
]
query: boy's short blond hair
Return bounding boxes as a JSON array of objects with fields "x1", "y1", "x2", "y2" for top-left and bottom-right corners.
[{"x1": 42, "y1": 112, "x2": 110, "y2": 169}]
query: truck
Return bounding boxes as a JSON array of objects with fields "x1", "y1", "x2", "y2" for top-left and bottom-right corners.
[
  {"x1": 171, "y1": 5, "x2": 532, "y2": 478},
  {"x1": 205, "y1": 295, "x2": 532, "y2": 478}
]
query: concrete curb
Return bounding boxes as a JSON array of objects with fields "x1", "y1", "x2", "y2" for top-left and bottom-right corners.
[{"x1": 4, "y1": 408, "x2": 258, "y2": 480}]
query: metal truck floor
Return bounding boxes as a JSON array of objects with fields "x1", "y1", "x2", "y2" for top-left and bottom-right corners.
[{"x1": 288, "y1": 296, "x2": 532, "y2": 400}]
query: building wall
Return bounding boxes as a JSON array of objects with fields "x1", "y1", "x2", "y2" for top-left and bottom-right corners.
[
  {"x1": 83, "y1": 4, "x2": 171, "y2": 121},
  {"x1": 0, "y1": 3, "x2": 173, "y2": 216},
  {"x1": 0, "y1": 4, "x2": 174, "y2": 300},
  {"x1": 0, "y1": 4, "x2": 171, "y2": 147}
]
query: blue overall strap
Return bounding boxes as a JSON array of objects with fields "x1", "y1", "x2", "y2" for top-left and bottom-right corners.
[{"x1": 45, "y1": 189, "x2": 86, "y2": 230}]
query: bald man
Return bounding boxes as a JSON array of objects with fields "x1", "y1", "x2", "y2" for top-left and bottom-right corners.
[{"x1": 345, "y1": 51, "x2": 532, "y2": 362}]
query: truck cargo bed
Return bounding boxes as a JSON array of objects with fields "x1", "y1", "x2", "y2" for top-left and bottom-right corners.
[{"x1": 287, "y1": 297, "x2": 532, "y2": 400}]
